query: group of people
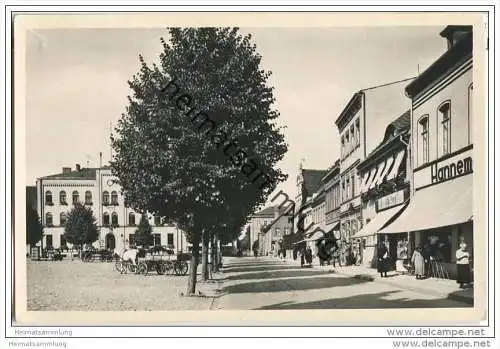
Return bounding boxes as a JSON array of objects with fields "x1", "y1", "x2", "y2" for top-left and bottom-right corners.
[{"x1": 377, "y1": 241, "x2": 472, "y2": 288}]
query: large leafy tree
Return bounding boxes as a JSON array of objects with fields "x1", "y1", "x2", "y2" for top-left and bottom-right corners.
[
  {"x1": 26, "y1": 204, "x2": 43, "y2": 247},
  {"x1": 111, "y1": 27, "x2": 288, "y2": 294},
  {"x1": 135, "y1": 214, "x2": 153, "y2": 247},
  {"x1": 64, "y1": 203, "x2": 99, "y2": 249}
]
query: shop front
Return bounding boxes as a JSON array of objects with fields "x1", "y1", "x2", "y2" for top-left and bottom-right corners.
[{"x1": 382, "y1": 149, "x2": 473, "y2": 280}]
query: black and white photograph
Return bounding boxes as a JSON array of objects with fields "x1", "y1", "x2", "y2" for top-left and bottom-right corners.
[{"x1": 10, "y1": 10, "x2": 491, "y2": 333}]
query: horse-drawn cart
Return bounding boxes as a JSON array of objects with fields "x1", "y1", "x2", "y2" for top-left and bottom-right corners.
[{"x1": 114, "y1": 246, "x2": 189, "y2": 276}]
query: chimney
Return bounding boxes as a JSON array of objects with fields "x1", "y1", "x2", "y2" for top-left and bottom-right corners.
[
  {"x1": 62, "y1": 167, "x2": 71, "y2": 174},
  {"x1": 76, "y1": 164, "x2": 81, "y2": 172}
]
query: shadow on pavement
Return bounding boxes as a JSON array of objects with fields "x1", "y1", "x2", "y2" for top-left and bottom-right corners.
[
  {"x1": 222, "y1": 265, "x2": 302, "y2": 274},
  {"x1": 255, "y1": 290, "x2": 472, "y2": 309},
  {"x1": 222, "y1": 276, "x2": 368, "y2": 294},
  {"x1": 224, "y1": 269, "x2": 334, "y2": 281}
]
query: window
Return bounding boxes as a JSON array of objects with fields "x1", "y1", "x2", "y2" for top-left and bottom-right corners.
[
  {"x1": 355, "y1": 118, "x2": 360, "y2": 146},
  {"x1": 167, "y1": 233, "x2": 174, "y2": 246},
  {"x1": 103, "y1": 212, "x2": 110, "y2": 226},
  {"x1": 111, "y1": 212, "x2": 118, "y2": 226},
  {"x1": 350, "y1": 125, "x2": 355, "y2": 152},
  {"x1": 85, "y1": 191, "x2": 92, "y2": 205},
  {"x1": 263, "y1": 220, "x2": 267, "y2": 226},
  {"x1": 153, "y1": 233, "x2": 161, "y2": 246},
  {"x1": 418, "y1": 116, "x2": 429, "y2": 165},
  {"x1": 60, "y1": 212, "x2": 67, "y2": 226},
  {"x1": 128, "y1": 213, "x2": 136, "y2": 226},
  {"x1": 341, "y1": 136, "x2": 345, "y2": 159},
  {"x1": 439, "y1": 102, "x2": 451, "y2": 156},
  {"x1": 45, "y1": 234, "x2": 53, "y2": 249},
  {"x1": 72, "y1": 191, "x2": 79, "y2": 205},
  {"x1": 345, "y1": 132, "x2": 350, "y2": 155},
  {"x1": 45, "y1": 212, "x2": 53, "y2": 226},
  {"x1": 60, "y1": 235, "x2": 67, "y2": 248},
  {"x1": 275, "y1": 228, "x2": 281, "y2": 237},
  {"x1": 111, "y1": 191, "x2": 118, "y2": 205},
  {"x1": 284, "y1": 228, "x2": 289, "y2": 235},
  {"x1": 45, "y1": 191, "x2": 53, "y2": 205},
  {"x1": 341, "y1": 180, "x2": 345, "y2": 202},
  {"x1": 128, "y1": 234, "x2": 136, "y2": 247},
  {"x1": 154, "y1": 216, "x2": 161, "y2": 226},
  {"x1": 351, "y1": 175, "x2": 355, "y2": 197},
  {"x1": 346, "y1": 177, "x2": 350, "y2": 200},
  {"x1": 468, "y1": 84, "x2": 473, "y2": 144},
  {"x1": 102, "y1": 191, "x2": 110, "y2": 206},
  {"x1": 59, "y1": 191, "x2": 67, "y2": 205}
]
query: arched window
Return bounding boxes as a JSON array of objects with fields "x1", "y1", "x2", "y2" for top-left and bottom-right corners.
[
  {"x1": 111, "y1": 212, "x2": 119, "y2": 226},
  {"x1": 72, "y1": 191, "x2": 79, "y2": 205},
  {"x1": 438, "y1": 101, "x2": 451, "y2": 156},
  {"x1": 468, "y1": 84, "x2": 473, "y2": 144},
  {"x1": 102, "y1": 191, "x2": 109, "y2": 206},
  {"x1": 59, "y1": 191, "x2": 67, "y2": 205},
  {"x1": 129, "y1": 213, "x2": 136, "y2": 226},
  {"x1": 103, "y1": 212, "x2": 110, "y2": 226},
  {"x1": 418, "y1": 115, "x2": 429, "y2": 165},
  {"x1": 46, "y1": 212, "x2": 53, "y2": 226},
  {"x1": 111, "y1": 191, "x2": 118, "y2": 205},
  {"x1": 45, "y1": 191, "x2": 53, "y2": 205},
  {"x1": 60, "y1": 212, "x2": 67, "y2": 226},
  {"x1": 85, "y1": 191, "x2": 92, "y2": 205}
]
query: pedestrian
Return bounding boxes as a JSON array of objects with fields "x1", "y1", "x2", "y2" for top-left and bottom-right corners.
[
  {"x1": 300, "y1": 247, "x2": 305, "y2": 267},
  {"x1": 377, "y1": 241, "x2": 390, "y2": 278},
  {"x1": 305, "y1": 246, "x2": 313, "y2": 266},
  {"x1": 411, "y1": 245, "x2": 425, "y2": 279},
  {"x1": 293, "y1": 248, "x2": 298, "y2": 261},
  {"x1": 456, "y1": 243, "x2": 471, "y2": 288}
]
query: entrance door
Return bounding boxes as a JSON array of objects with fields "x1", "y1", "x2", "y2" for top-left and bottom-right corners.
[{"x1": 105, "y1": 233, "x2": 116, "y2": 250}]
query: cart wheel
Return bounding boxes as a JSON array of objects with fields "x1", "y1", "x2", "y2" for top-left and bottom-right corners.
[
  {"x1": 174, "y1": 261, "x2": 188, "y2": 276},
  {"x1": 115, "y1": 260, "x2": 123, "y2": 273},
  {"x1": 156, "y1": 262, "x2": 167, "y2": 275},
  {"x1": 137, "y1": 262, "x2": 148, "y2": 275},
  {"x1": 128, "y1": 263, "x2": 137, "y2": 274}
]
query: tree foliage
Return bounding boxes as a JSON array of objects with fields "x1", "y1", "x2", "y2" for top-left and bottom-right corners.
[
  {"x1": 26, "y1": 204, "x2": 43, "y2": 246},
  {"x1": 111, "y1": 27, "x2": 288, "y2": 292},
  {"x1": 135, "y1": 214, "x2": 153, "y2": 247},
  {"x1": 64, "y1": 203, "x2": 99, "y2": 247}
]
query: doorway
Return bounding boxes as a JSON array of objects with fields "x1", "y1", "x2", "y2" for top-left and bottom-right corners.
[{"x1": 105, "y1": 233, "x2": 116, "y2": 250}]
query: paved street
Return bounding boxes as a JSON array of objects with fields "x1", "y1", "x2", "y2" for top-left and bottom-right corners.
[
  {"x1": 211, "y1": 257, "x2": 471, "y2": 310},
  {"x1": 27, "y1": 260, "x2": 214, "y2": 311}
]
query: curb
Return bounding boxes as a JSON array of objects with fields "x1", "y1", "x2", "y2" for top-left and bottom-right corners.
[{"x1": 346, "y1": 273, "x2": 473, "y2": 305}]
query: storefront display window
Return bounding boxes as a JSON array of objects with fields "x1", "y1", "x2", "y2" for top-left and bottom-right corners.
[{"x1": 422, "y1": 228, "x2": 452, "y2": 262}]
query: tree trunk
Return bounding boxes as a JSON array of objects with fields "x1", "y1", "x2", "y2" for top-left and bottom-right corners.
[
  {"x1": 187, "y1": 239, "x2": 200, "y2": 295},
  {"x1": 201, "y1": 231, "x2": 209, "y2": 281},
  {"x1": 213, "y1": 235, "x2": 220, "y2": 273}
]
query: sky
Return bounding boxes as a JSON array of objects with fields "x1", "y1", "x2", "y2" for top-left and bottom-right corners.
[{"x1": 25, "y1": 26, "x2": 447, "y2": 204}]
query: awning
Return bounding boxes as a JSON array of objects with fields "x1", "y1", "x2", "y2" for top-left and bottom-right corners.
[
  {"x1": 305, "y1": 230, "x2": 325, "y2": 241},
  {"x1": 382, "y1": 174, "x2": 472, "y2": 234},
  {"x1": 326, "y1": 221, "x2": 340, "y2": 233},
  {"x1": 352, "y1": 204, "x2": 406, "y2": 239}
]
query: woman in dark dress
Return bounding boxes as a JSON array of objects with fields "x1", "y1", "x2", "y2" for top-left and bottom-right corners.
[{"x1": 377, "y1": 241, "x2": 390, "y2": 277}]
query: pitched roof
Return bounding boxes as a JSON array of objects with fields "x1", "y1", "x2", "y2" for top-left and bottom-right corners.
[
  {"x1": 254, "y1": 206, "x2": 276, "y2": 217},
  {"x1": 302, "y1": 169, "x2": 328, "y2": 197},
  {"x1": 40, "y1": 168, "x2": 99, "y2": 180}
]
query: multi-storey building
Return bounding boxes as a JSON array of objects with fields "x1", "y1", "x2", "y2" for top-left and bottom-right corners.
[
  {"x1": 36, "y1": 165, "x2": 188, "y2": 252},
  {"x1": 383, "y1": 26, "x2": 473, "y2": 279},
  {"x1": 248, "y1": 206, "x2": 293, "y2": 256},
  {"x1": 353, "y1": 111, "x2": 411, "y2": 269},
  {"x1": 334, "y1": 78, "x2": 414, "y2": 244},
  {"x1": 322, "y1": 160, "x2": 341, "y2": 238}
]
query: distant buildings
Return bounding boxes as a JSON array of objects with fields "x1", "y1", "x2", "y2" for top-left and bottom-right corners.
[{"x1": 35, "y1": 165, "x2": 188, "y2": 252}]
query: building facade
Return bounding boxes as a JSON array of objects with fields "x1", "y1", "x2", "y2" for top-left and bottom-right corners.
[
  {"x1": 323, "y1": 161, "x2": 341, "y2": 238},
  {"x1": 383, "y1": 26, "x2": 473, "y2": 279},
  {"x1": 335, "y1": 78, "x2": 414, "y2": 245},
  {"x1": 36, "y1": 165, "x2": 188, "y2": 252},
  {"x1": 353, "y1": 111, "x2": 411, "y2": 269},
  {"x1": 248, "y1": 206, "x2": 293, "y2": 256}
]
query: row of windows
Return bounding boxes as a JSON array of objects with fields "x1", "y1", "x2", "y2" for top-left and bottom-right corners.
[
  {"x1": 341, "y1": 173, "x2": 359, "y2": 202},
  {"x1": 340, "y1": 118, "x2": 361, "y2": 159},
  {"x1": 312, "y1": 203, "x2": 325, "y2": 225},
  {"x1": 44, "y1": 233, "x2": 175, "y2": 248},
  {"x1": 325, "y1": 185, "x2": 341, "y2": 213},
  {"x1": 44, "y1": 212, "x2": 164, "y2": 227},
  {"x1": 416, "y1": 85, "x2": 473, "y2": 167},
  {"x1": 45, "y1": 190, "x2": 120, "y2": 206}
]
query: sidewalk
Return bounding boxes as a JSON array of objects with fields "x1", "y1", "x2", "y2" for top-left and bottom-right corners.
[{"x1": 282, "y1": 257, "x2": 474, "y2": 305}]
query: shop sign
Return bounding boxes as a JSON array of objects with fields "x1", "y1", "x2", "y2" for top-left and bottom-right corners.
[
  {"x1": 414, "y1": 148, "x2": 473, "y2": 190},
  {"x1": 431, "y1": 156, "x2": 473, "y2": 184},
  {"x1": 376, "y1": 189, "x2": 406, "y2": 212}
]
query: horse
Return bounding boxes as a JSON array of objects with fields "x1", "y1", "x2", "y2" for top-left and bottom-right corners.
[{"x1": 114, "y1": 247, "x2": 140, "y2": 266}]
